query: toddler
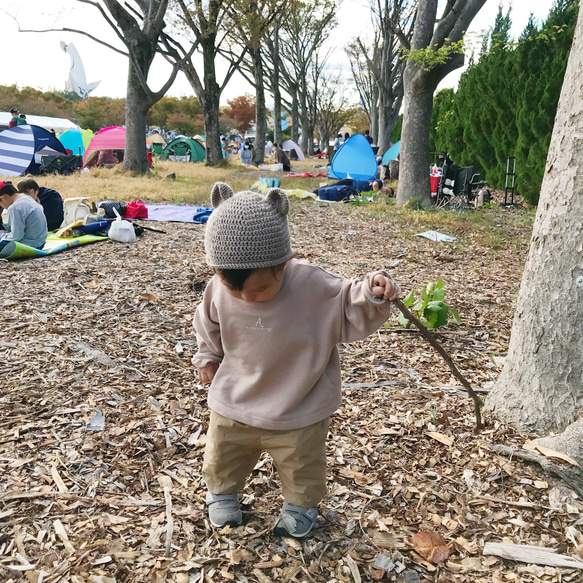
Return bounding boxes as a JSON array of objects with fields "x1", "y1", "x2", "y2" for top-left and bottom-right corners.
[{"x1": 192, "y1": 182, "x2": 400, "y2": 538}]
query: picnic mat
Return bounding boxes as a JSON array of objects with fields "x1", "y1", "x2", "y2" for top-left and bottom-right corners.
[
  {"x1": 0, "y1": 233, "x2": 107, "y2": 261},
  {"x1": 144, "y1": 205, "x2": 213, "y2": 223}
]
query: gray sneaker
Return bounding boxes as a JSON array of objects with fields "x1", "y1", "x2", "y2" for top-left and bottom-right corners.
[
  {"x1": 206, "y1": 492, "x2": 242, "y2": 528},
  {"x1": 273, "y1": 501, "x2": 318, "y2": 539}
]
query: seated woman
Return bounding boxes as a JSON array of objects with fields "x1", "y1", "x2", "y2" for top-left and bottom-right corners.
[
  {"x1": 18, "y1": 179, "x2": 64, "y2": 231},
  {"x1": 240, "y1": 142, "x2": 254, "y2": 165},
  {"x1": 0, "y1": 181, "x2": 48, "y2": 250},
  {"x1": 273, "y1": 143, "x2": 291, "y2": 172}
]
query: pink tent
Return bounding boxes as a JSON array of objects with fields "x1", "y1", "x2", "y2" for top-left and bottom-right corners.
[{"x1": 83, "y1": 126, "x2": 125, "y2": 167}]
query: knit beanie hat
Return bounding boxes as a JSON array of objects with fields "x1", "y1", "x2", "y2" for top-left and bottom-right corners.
[{"x1": 204, "y1": 182, "x2": 293, "y2": 269}]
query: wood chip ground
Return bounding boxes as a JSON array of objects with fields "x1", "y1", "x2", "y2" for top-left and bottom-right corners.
[{"x1": 1, "y1": 199, "x2": 581, "y2": 582}]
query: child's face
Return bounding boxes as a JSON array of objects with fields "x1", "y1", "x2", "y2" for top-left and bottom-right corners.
[{"x1": 221, "y1": 267, "x2": 284, "y2": 303}]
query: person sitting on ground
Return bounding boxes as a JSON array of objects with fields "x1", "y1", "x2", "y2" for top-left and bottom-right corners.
[
  {"x1": 18, "y1": 179, "x2": 64, "y2": 231},
  {"x1": 97, "y1": 149, "x2": 118, "y2": 168},
  {"x1": 364, "y1": 130, "x2": 374, "y2": 145},
  {"x1": 240, "y1": 142, "x2": 254, "y2": 165},
  {"x1": 193, "y1": 182, "x2": 400, "y2": 539},
  {"x1": 18, "y1": 114, "x2": 27, "y2": 125},
  {"x1": 0, "y1": 181, "x2": 48, "y2": 250},
  {"x1": 8, "y1": 108, "x2": 19, "y2": 128},
  {"x1": 273, "y1": 143, "x2": 291, "y2": 172}
]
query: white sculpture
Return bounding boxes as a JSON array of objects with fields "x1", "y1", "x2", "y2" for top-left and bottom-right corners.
[{"x1": 60, "y1": 41, "x2": 100, "y2": 99}]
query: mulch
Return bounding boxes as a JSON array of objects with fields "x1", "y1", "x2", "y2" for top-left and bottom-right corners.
[{"x1": 0, "y1": 200, "x2": 581, "y2": 582}]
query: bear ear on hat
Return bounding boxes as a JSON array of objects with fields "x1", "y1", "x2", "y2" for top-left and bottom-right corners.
[
  {"x1": 210, "y1": 182, "x2": 234, "y2": 208},
  {"x1": 265, "y1": 188, "x2": 289, "y2": 217}
]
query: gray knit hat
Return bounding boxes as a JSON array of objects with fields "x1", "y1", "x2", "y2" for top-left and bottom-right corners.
[{"x1": 204, "y1": 182, "x2": 293, "y2": 269}]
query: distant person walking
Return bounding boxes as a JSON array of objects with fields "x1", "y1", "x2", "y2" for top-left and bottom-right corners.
[
  {"x1": 364, "y1": 130, "x2": 374, "y2": 145},
  {"x1": 333, "y1": 134, "x2": 342, "y2": 152}
]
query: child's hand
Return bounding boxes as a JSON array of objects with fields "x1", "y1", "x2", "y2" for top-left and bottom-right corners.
[
  {"x1": 372, "y1": 274, "x2": 401, "y2": 300},
  {"x1": 198, "y1": 363, "x2": 219, "y2": 384}
]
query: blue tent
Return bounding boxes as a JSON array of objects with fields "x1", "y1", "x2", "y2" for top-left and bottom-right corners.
[
  {"x1": 328, "y1": 134, "x2": 377, "y2": 181},
  {"x1": 0, "y1": 124, "x2": 67, "y2": 177},
  {"x1": 381, "y1": 141, "x2": 401, "y2": 165}
]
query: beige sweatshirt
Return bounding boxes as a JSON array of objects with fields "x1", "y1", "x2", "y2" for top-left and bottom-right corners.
[{"x1": 192, "y1": 259, "x2": 392, "y2": 430}]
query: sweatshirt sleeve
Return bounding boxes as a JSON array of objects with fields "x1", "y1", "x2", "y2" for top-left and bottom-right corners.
[
  {"x1": 192, "y1": 282, "x2": 224, "y2": 369},
  {"x1": 4, "y1": 206, "x2": 25, "y2": 242},
  {"x1": 340, "y1": 270, "x2": 396, "y2": 343}
]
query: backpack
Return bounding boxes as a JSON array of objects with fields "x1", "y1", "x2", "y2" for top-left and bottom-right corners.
[{"x1": 99, "y1": 200, "x2": 127, "y2": 219}]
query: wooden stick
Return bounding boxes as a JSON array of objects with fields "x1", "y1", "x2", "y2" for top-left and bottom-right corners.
[{"x1": 393, "y1": 299, "x2": 484, "y2": 433}]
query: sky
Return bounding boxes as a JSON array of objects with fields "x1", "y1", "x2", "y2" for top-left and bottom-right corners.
[{"x1": 1, "y1": 0, "x2": 557, "y2": 106}]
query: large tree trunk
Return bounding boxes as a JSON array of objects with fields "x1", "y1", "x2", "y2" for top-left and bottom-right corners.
[
  {"x1": 253, "y1": 48, "x2": 266, "y2": 164},
  {"x1": 124, "y1": 50, "x2": 152, "y2": 173},
  {"x1": 486, "y1": 8, "x2": 583, "y2": 463},
  {"x1": 396, "y1": 68, "x2": 435, "y2": 206},
  {"x1": 395, "y1": 0, "x2": 486, "y2": 206}
]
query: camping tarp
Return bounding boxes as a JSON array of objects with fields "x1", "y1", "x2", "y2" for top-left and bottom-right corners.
[
  {"x1": 381, "y1": 141, "x2": 400, "y2": 165},
  {"x1": 83, "y1": 126, "x2": 125, "y2": 167},
  {"x1": 0, "y1": 112, "x2": 79, "y2": 133},
  {"x1": 0, "y1": 233, "x2": 107, "y2": 260},
  {"x1": 0, "y1": 124, "x2": 67, "y2": 177},
  {"x1": 160, "y1": 137, "x2": 205, "y2": 162},
  {"x1": 328, "y1": 134, "x2": 377, "y2": 181},
  {"x1": 282, "y1": 139, "x2": 305, "y2": 161},
  {"x1": 59, "y1": 128, "x2": 94, "y2": 156}
]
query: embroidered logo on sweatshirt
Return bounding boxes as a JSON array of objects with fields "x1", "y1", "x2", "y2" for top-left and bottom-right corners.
[{"x1": 245, "y1": 317, "x2": 272, "y2": 332}]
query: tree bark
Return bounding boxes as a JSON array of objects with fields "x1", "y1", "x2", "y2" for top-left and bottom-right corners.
[
  {"x1": 396, "y1": 70, "x2": 435, "y2": 206},
  {"x1": 272, "y1": 24, "x2": 283, "y2": 146},
  {"x1": 252, "y1": 47, "x2": 266, "y2": 164},
  {"x1": 291, "y1": 91, "x2": 299, "y2": 144},
  {"x1": 487, "y1": 7, "x2": 583, "y2": 462},
  {"x1": 377, "y1": 91, "x2": 402, "y2": 153},
  {"x1": 202, "y1": 44, "x2": 222, "y2": 166},
  {"x1": 125, "y1": 62, "x2": 151, "y2": 174}
]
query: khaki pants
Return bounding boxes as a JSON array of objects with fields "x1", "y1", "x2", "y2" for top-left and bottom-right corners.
[{"x1": 203, "y1": 411, "x2": 329, "y2": 508}]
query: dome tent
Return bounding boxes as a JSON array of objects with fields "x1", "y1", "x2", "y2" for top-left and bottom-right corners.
[
  {"x1": 83, "y1": 126, "x2": 125, "y2": 167},
  {"x1": 0, "y1": 124, "x2": 67, "y2": 177},
  {"x1": 381, "y1": 141, "x2": 400, "y2": 165},
  {"x1": 160, "y1": 137, "x2": 205, "y2": 162},
  {"x1": 328, "y1": 134, "x2": 377, "y2": 181},
  {"x1": 59, "y1": 128, "x2": 94, "y2": 156}
]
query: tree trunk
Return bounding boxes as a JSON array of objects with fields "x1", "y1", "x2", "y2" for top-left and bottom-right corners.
[
  {"x1": 253, "y1": 48, "x2": 266, "y2": 164},
  {"x1": 291, "y1": 92, "x2": 299, "y2": 144},
  {"x1": 300, "y1": 80, "x2": 309, "y2": 154},
  {"x1": 204, "y1": 97, "x2": 221, "y2": 166},
  {"x1": 396, "y1": 66, "x2": 435, "y2": 206},
  {"x1": 124, "y1": 55, "x2": 151, "y2": 173},
  {"x1": 202, "y1": 46, "x2": 223, "y2": 166},
  {"x1": 377, "y1": 92, "x2": 401, "y2": 154},
  {"x1": 486, "y1": 8, "x2": 583, "y2": 463},
  {"x1": 272, "y1": 24, "x2": 283, "y2": 146},
  {"x1": 370, "y1": 92, "x2": 379, "y2": 144}
]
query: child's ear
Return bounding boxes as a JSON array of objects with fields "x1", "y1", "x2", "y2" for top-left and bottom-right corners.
[
  {"x1": 265, "y1": 188, "x2": 289, "y2": 217},
  {"x1": 210, "y1": 182, "x2": 234, "y2": 208}
]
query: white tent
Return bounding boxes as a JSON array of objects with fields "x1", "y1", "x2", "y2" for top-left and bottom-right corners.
[
  {"x1": 282, "y1": 139, "x2": 305, "y2": 161},
  {"x1": 0, "y1": 113, "x2": 79, "y2": 133}
]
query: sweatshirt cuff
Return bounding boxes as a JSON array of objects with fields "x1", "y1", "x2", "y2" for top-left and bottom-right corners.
[
  {"x1": 192, "y1": 354, "x2": 223, "y2": 369},
  {"x1": 363, "y1": 270, "x2": 397, "y2": 304}
]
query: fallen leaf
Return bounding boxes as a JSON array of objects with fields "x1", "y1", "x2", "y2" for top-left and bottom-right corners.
[
  {"x1": 408, "y1": 530, "x2": 451, "y2": 563},
  {"x1": 425, "y1": 431, "x2": 454, "y2": 446},
  {"x1": 524, "y1": 441, "x2": 580, "y2": 467},
  {"x1": 226, "y1": 547, "x2": 254, "y2": 565}
]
